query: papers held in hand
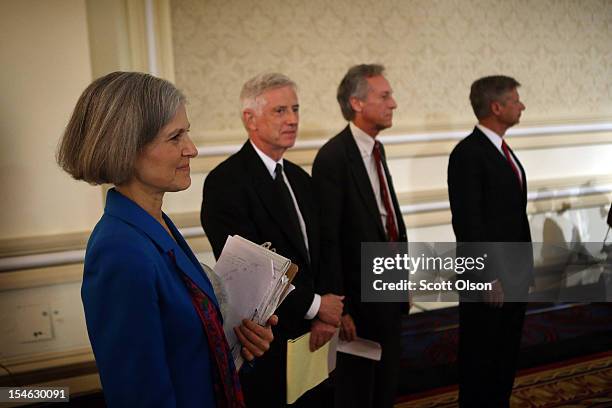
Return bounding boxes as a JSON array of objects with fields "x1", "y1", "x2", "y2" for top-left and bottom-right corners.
[
  {"x1": 337, "y1": 337, "x2": 382, "y2": 361},
  {"x1": 213, "y1": 235, "x2": 298, "y2": 369}
]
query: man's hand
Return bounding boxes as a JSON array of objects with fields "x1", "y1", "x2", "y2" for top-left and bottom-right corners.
[
  {"x1": 309, "y1": 319, "x2": 337, "y2": 352},
  {"x1": 484, "y1": 280, "x2": 504, "y2": 308},
  {"x1": 339, "y1": 313, "x2": 357, "y2": 342},
  {"x1": 235, "y1": 315, "x2": 278, "y2": 361},
  {"x1": 317, "y1": 294, "x2": 344, "y2": 327}
]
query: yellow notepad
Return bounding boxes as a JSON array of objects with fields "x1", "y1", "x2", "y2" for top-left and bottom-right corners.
[{"x1": 286, "y1": 332, "x2": 331, "y2": 404}]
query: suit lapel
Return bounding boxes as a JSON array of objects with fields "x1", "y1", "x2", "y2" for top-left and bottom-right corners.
[
  {"x1": 163, "y1": 215, "x2": 219, "y2": 309},
  {"x1": 241, "y1": 142, "x2": 310, "y2": 262},
  {"x1": 341, "y1": 126, "x2": 386, "y2": 240},
  {"x1": 105, "y1": 189, "x2": 219, "y2": 308},
  {"x1": 474, "y1": 128, "x2": 525, "y2": 196}
]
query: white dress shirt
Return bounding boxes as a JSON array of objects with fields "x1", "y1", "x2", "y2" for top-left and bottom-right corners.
[
  {"x1": 350, "y1": 122, "x2": 398, "y2": 236},
  {"x1": 250, "y1": 140, "x2": 320, "y2": 319}
]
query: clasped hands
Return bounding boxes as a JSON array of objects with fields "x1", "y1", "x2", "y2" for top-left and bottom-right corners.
[
  {"x1": 234, "y1": 315, "x2": 278, "y2": 361},
  {"x1": 309, "y1": 294, "x2": 344, "y2": 351}
]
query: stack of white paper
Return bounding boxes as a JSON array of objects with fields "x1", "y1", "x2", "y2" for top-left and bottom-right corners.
[
  {"x1": 213, "y1": 235, "x2": 297, "y2": 369},
  {"x1": 337, "y1": 337, "x2": 382, "y2": 361}
]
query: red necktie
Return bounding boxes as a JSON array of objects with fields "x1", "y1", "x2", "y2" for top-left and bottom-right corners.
[
  {"x1": 373, "y1": 141, "x2": 399, "y2": 242},
  {"x1": 501, "y1": 140, "x2": 522, "y2": 188}
]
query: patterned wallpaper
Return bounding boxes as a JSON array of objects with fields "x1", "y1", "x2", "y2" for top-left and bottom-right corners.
[{"x1": 170, "y1": 0, "x2": 612, "y2": 143}]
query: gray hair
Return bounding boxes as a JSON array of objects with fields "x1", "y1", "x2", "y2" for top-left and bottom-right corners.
[
  {"x1": 337, "y1": 64, "x2": 385, "y2": 121},
  {"x1": 470, "y1": 75, "x2": 521, "y2": 120},
  {"x1": 240, "y1": 72, "x2": 297, "y2": 116},
  {"x1": 57, "y1": 71, "x2": 185, "y2": 185}
]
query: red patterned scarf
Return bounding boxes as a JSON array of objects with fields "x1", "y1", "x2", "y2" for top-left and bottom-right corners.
[{"x1": 180, "y1": 265, "x2": 245, "y2": 408}]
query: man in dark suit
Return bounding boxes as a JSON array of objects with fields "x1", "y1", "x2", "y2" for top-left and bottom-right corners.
[
  {"x1": 201, "y1": 73, "x2": 343, "y2": 407},
  {"x1": 311, "y1": 64, "x2": 408, "y2": 408},
  {"x1": 448, "y1": 75, "x2": 531, "y2": 407}
]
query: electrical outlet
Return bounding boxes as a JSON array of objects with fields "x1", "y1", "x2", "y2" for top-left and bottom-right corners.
[{"x1": 15, "y1": 304, "x2": 54, "y2": 343}]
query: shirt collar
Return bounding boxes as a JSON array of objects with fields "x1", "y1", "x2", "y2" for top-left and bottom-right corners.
[
  {"x1": 249, "y1": 139, "x2": 283, "y2": 178},
  {"x1": 476, "y1": 123, "x2": 504, "y2": 153},
  {"x1": 350, "y1": 122, "x2": 377, "y2": 157}
]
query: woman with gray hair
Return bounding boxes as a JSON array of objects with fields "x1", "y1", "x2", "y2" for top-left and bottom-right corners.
[{"x1": 57, "y1": 71, "x2": 276, "y2": 408}]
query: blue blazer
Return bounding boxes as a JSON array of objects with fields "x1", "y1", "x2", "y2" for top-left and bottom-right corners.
[{"x1": 83, "y1": 189, "x2": 220, "y2": 407}]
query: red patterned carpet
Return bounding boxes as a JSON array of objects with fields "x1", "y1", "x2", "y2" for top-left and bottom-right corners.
[
  {"x1": 395, "y1": 351, "x2": 612, "y2": 408},
  {"x1": 398, "y1": 303, "x2": 612, "y2": 395}
]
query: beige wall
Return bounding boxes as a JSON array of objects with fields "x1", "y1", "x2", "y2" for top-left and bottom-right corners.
[
  {"x1": 0, "y1": 0, "x2": 610, "y2": 390},
  {"x1": 170, "y1": 0, "x2": 612, "y2": 144},
  {"x1": 0, "y1": 0, "x2": 102, "y2": 240},
  {"x1": 2, "y1": 0, "x2": 610, "y2": 240}
]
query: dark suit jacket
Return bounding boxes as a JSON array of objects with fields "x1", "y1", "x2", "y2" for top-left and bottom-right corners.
[
  {"x1": 202, "y1": 141, "x2": 322, "y2": 406},
  {"x1": 312, "y1": 125, "x2": 407, "y2": 341},
  {"x1": 84, "y1": 189, "x2": 219, "y2": 408},
  {"x1": 448, "y1": 127, "x2": 532, "y2": 293},
  {"x1": 201, "y1": 141, "x2": 320, "y2": 338}
]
